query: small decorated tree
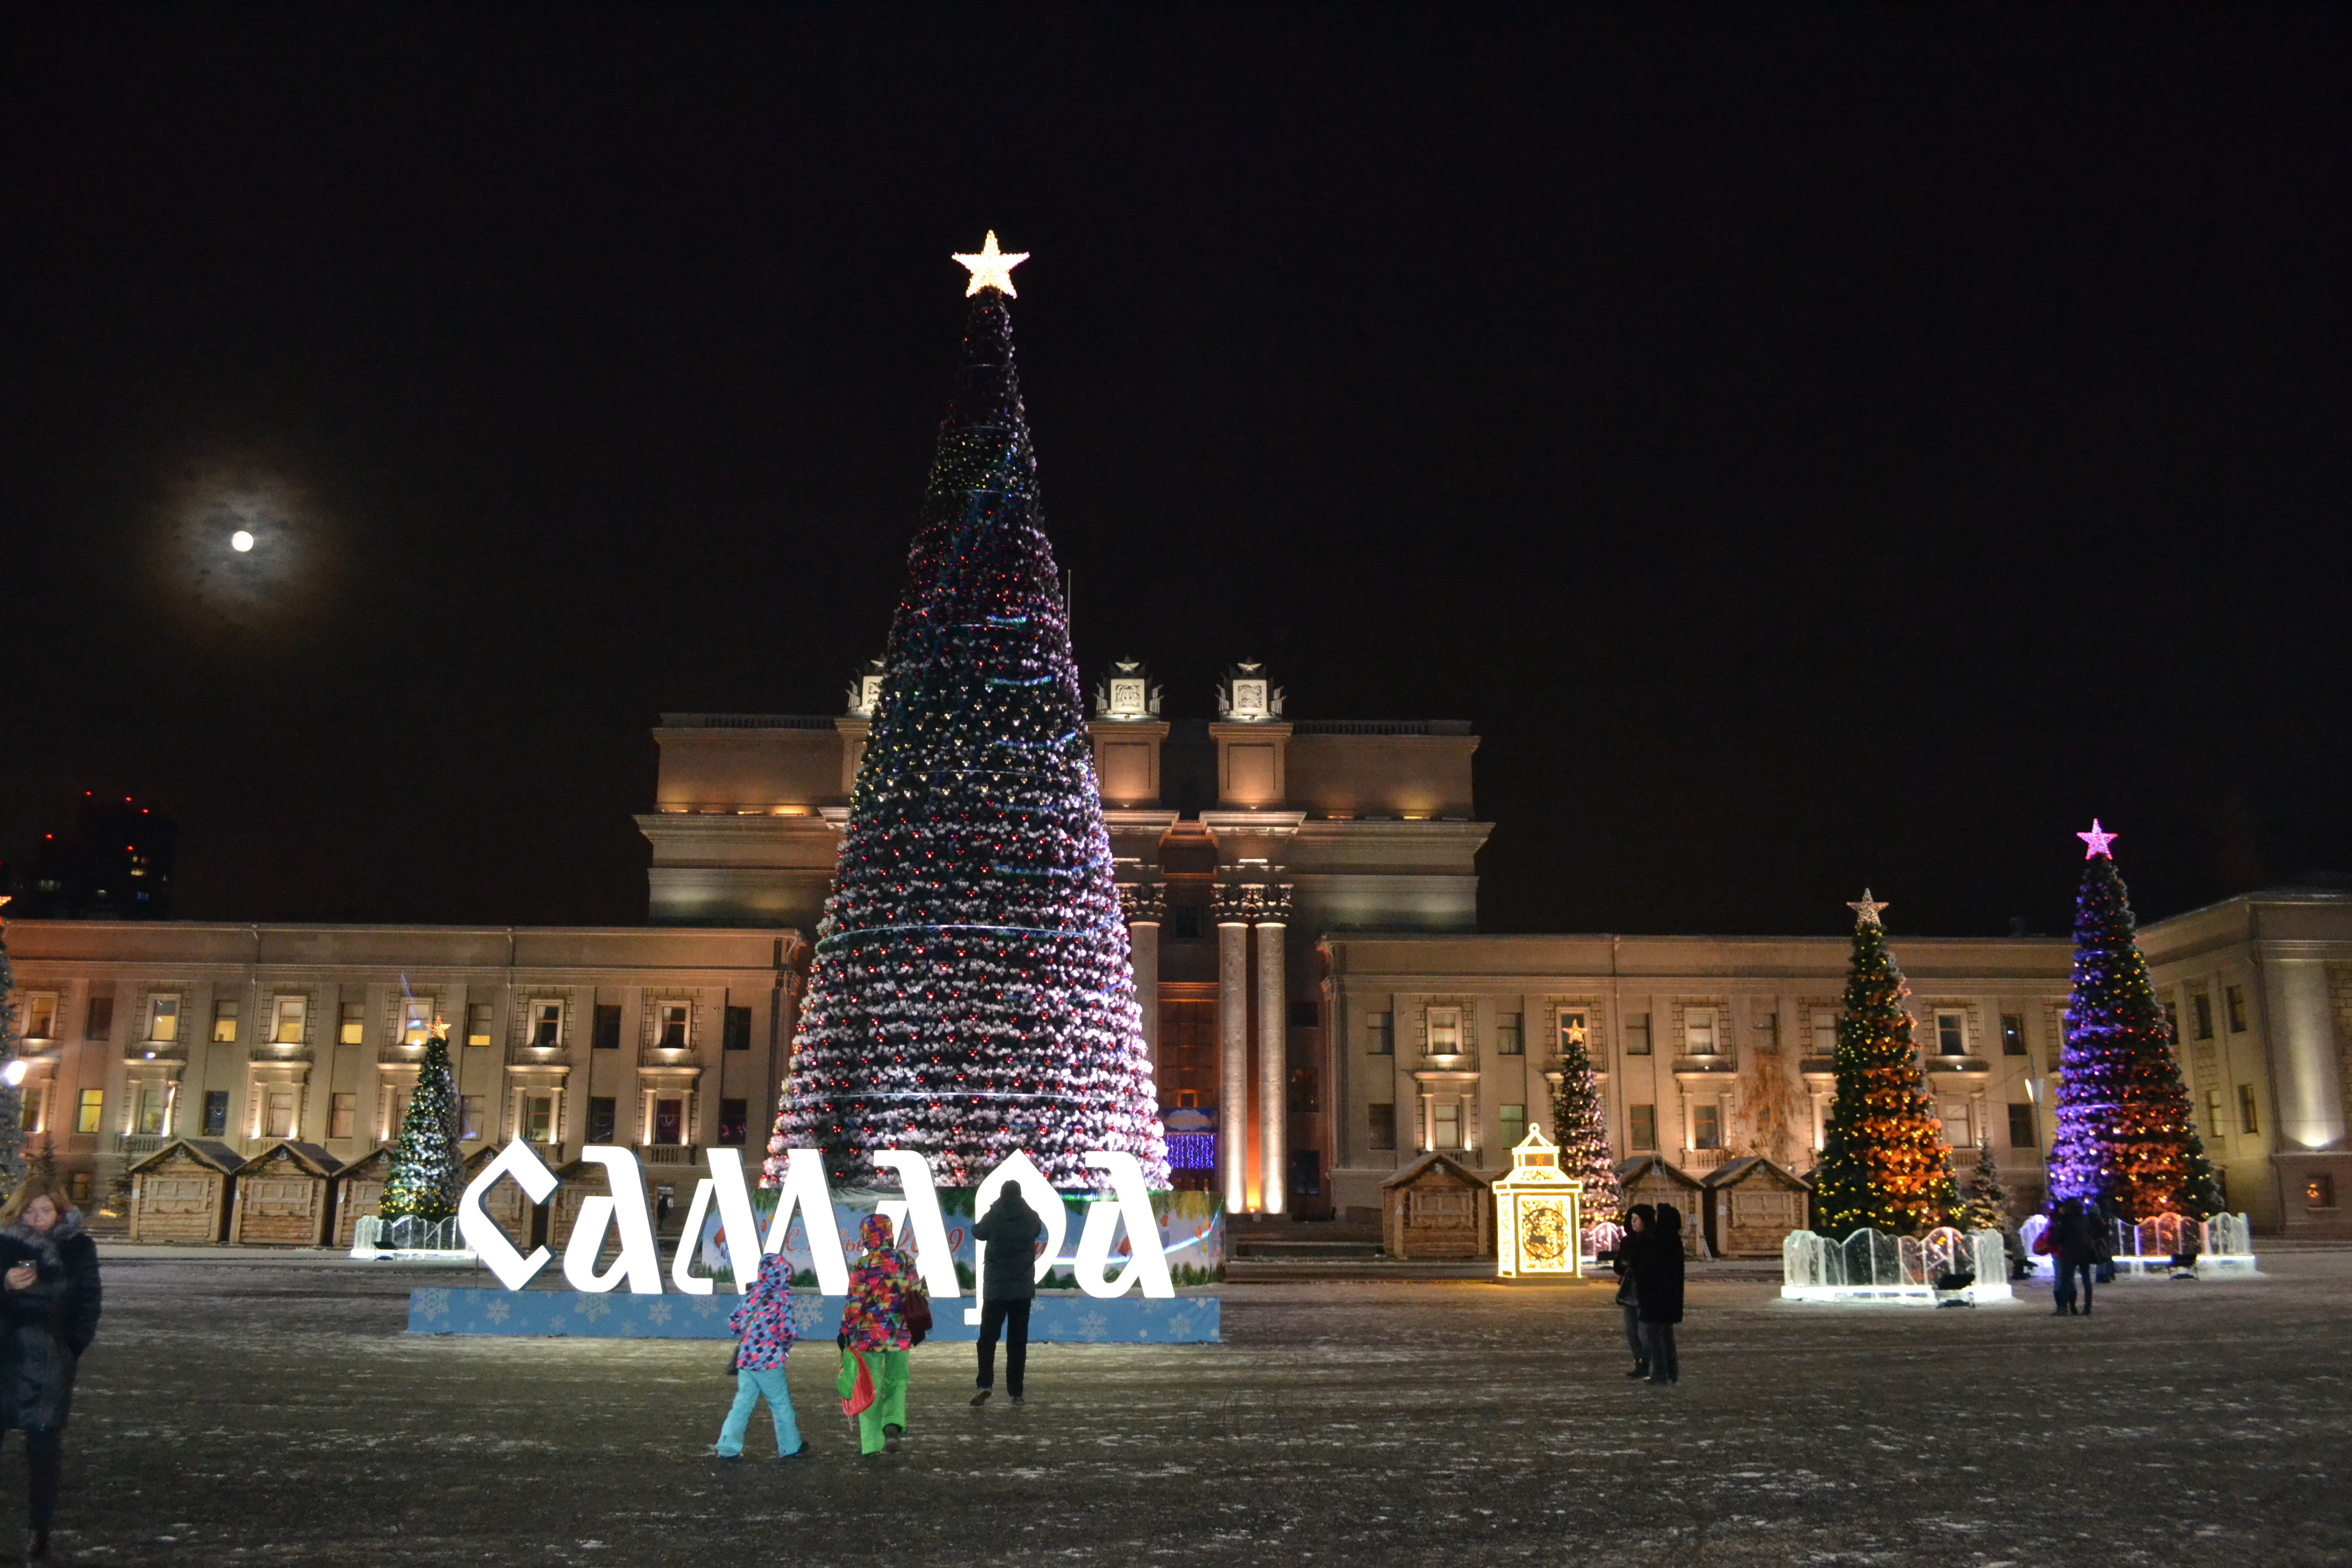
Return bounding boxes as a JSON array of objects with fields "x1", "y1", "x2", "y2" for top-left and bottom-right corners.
[
  {"x1": 1812, "y1": 891, "x2": 1959, "y2": 1237},
  {"x1": 1548, "y1": 1026, "x2": 1621, "y2": 1214},
  {"x1": 379, "y1": 1024, "x2": 463, "y2": 1223},
  {"x1": 2048, "y1": 822, "x2": 2225, "y2": 1220},
  {"x1": 1956, "y1": 1136, "x2": 2013, "y2": 1234}
]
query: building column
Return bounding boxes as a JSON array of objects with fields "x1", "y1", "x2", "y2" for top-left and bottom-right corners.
[
  {"x1": 2259, "y1": 952, "x2": 2346, "y2": 1150},
  {"x1": 1256, "y1": 918, "x2": 1287, "y2": 1215},
  {"x1": 1216, "y1": 904, "x2": 1251, "y2": 1213},
  {"x1": 1120, "y1": 883, "x2": 1165, "y2": 1090}
]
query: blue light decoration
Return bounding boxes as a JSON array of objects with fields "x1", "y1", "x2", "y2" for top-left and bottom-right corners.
[
  {"x1": 765, "y1": 241, "x2": 1169, "y2": 1191},
  {"x1": 2045, "y1": 823, "x2": 2222, "y2": 1220}
]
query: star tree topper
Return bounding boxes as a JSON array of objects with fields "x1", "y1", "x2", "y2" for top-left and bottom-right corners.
[
  {"x1": 953, "y1": 230, "x2": 1029, "y2": 297},
  {"x1": 1847, "y1": 888, "x2": 1889, "y2": 927},
  {"x1": 2078, "y1": 818, "x2": 2118, "y2": 860}
]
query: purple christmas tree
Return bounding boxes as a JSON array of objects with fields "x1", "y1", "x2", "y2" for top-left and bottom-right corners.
[
  {"x1": 767, "y1": 236, "x2": 1168, "y2": 1190},
  {"x1": 2046, "y1": 821, "x2": 2222, "y2": 1220}
]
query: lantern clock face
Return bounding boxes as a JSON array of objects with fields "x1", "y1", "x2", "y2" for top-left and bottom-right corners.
[
  {"x1": 1230, "y1": 679, "x2": 1267, "y2": 719},
  {"x1": 1109, "y1": 678, "x2": 1146, "y2": 715},
  {"x1": 1522, "y1": 1199, "x2": 1569, "y2": 1264}
]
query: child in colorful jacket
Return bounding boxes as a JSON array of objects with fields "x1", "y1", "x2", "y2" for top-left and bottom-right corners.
[
  {"x1": 716, "y1": 1251, "x2": 807, "y2": 1460},
  {"x1": 838, "y1": 1212, "x2": 923, "y2": 1457}
]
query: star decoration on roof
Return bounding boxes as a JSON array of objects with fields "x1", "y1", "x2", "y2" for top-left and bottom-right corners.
[
  {"x1": 953, "y1": 231, "x2": 1028, "y2": 297},
  {"x1": 2078, "y1": 818, "x2": 2118, "y2": 860},
  {"x1": 1847, "y1": 889, "x2": 1889, "y2": 927}
]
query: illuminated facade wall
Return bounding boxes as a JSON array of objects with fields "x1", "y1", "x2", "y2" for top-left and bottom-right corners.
[
  {"x1": 5, "y1": 922, "x2": 799, "y2": 1219},
  {"x1": 1324, "y1": 879, "x2": 2352, "y2": 1237}
]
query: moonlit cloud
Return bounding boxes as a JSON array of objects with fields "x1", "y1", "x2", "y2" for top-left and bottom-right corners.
[{"x1": 151, "y1": 459, "x2": 341, "y2": 647}]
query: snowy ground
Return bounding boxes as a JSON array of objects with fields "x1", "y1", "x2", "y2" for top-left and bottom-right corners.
[{"x1": 18, "y1": 1247, "x2": 2350, "y2": 1565}]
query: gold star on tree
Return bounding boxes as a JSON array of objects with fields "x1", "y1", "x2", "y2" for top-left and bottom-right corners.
[
  {"x1": 1847, "y1": 889, "x2": 1889, "y2": 927},
  {"x1": 953, "y1": 231, "x2": 1029, "y2": 297}
]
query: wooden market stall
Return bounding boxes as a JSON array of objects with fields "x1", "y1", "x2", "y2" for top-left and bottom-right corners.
[
  {"x1": 547, "y1": 1150, "x2": 613, "y2": 1252},
  {"x1": 1698, "y1": 1156, "x2": 1814, "y2": 1258},
  {"x1": 330, "y1": 1146, "x2": 392, "y2": 1250},
  {"x1": 1381, "y1": 1152, "x2": 1492, "y2": 1260},
  {"x1": 127, "y1": 1139, "x2": 242, "y2": 1244},
  {"x1": 1614, "y1": 1155, "x2": 1709, "y2": 1257},
  {"x1": 463, "y1": 1143, "x2": 543, "y2": 1252},
  {"x1": 228, "y1": 1141, "x2": 340, "y2": 1246}
]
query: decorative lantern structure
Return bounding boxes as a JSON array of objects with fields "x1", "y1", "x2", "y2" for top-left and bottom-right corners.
[{"x1": 1493, "y1": 1124, "x2": 1583, "y2": 1280}]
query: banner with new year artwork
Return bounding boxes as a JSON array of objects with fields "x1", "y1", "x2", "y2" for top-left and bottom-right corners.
[{"x1": 700, "y1": 1186, "x2": 1224, "y2": 1291}]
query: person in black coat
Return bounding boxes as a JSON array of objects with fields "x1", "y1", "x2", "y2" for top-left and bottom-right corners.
[
  {"x1": 1600, "y1": 1207, "x2": 1654, "y2": 1379},
  {"x1": 0, "y1": 1180, "x2": 102, "y2": 1561},
  {"x1": 969, "y1": 1186, "x2": 1046, "y2": 1407},
  {"x1": 1630, "y1": 1202, "x2": 1685, "y2": 1385}
]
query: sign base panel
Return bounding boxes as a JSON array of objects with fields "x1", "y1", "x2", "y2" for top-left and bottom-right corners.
[{"x1": 408, "y1": 1287, "x2": 1221, "y2": 1343}]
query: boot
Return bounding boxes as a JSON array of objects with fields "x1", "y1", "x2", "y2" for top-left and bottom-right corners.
[{"x1": 1625, "y1": 1362, "x2": 1650, "y2": 1380}]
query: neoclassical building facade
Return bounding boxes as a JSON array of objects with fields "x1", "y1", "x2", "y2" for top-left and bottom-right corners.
[{"x1": 11, "y1": 662, "x2": 2350, "y2": 1238}]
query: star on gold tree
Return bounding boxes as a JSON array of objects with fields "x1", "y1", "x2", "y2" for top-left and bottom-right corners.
[{"x1": 952, "y1": 230, "x2": 1029, "y2": 297}]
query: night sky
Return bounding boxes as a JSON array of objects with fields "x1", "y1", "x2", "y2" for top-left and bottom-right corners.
[{"x1": 4, "y1": 9, "x2": 2346, "y2": 938}]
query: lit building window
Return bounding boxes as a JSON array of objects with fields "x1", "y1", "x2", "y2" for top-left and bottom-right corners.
[
  {"x1": 1684, "y1": 1010, "x2": 1716, "y2": 1056},
  {"x1": 148, "y1": 995, "x2": 180, "y2": 1044},
  {"x1": 211, "y1": 1001, "x2": 239, "y2": 1044},
  {"x1": 76, "y1": 1089, "x2": 103, "y2": 1136},
  {"x1": 1937, "y1": 1012, "x2": 1967, "y2": 1057},
  {"x1": 466, "y1": 1002, "x2": 495, "y2": 1049},
  {"x1": 401, "y1": 997, "x2": 436, "y2": 1046},
  {"x1": 339, "y1": 1001, "x2": 365, "y2": 1046},
  {"x1": 271, "y1": 995, "x2": 307, "y2": 1046}
]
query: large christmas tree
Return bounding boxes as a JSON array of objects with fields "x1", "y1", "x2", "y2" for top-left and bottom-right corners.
[
  {"x1": 2047, "y1": 821, "x2": 2223, "y2": 1220},
  {"x1": 1812, "y1": 892, "x2": 1958, "y2": 1236},
  {"x1": 379, "y1": 1025, "x2": 463, "y2": 1222},
  {"x1": 1548, "y1": 1026, "x2": 1621, "y2": 1213},
  {"x1": 769, "y1": 235, "x2": 1168, "y2": 1191}
]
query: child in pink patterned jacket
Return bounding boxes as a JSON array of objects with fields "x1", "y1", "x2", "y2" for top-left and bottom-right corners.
[{"x1": 715, "y1": 1252, "x2": 807, "y2": 1460}]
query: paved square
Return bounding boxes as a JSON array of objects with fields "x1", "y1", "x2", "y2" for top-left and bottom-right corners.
[{"x1": 25, "y1": 1249, "x2": 2350, "y2": 1564}]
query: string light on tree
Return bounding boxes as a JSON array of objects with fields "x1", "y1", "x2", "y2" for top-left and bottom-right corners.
[
  {"x1": 1812, "y1": 891, "x2": 1958, "y2": 1237},
  {"x1": 2047, "y1": 821, "x2": 2223, "y2": 1221},
  {"x1": 768, "y1": 238, "x2": 1167, "y2": 1190}
]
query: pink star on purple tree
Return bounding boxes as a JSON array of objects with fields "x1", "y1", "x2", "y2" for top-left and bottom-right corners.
[{"x1": 2077, "y1": 818, "x2": 2118, "y2": 860}]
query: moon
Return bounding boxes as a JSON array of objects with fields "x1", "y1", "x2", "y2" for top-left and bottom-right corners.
[{"x1": 231, "y1": 529, "x2": 255, "y2": 552}]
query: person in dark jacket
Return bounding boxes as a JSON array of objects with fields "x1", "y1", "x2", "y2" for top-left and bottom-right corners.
[
  {"x1": 970, "y1": 1186, "x2": 1046, "y2": 1407},
  {"x1": 0, "y1": 1179, "x2": 101, "y2": 1561},
  {"x1": 1602, "y1": 1207, "x2": 1654, "y2": 1379},
  {"x1": 1630, "y1": 1203, "x2": 1685, "y2": 1385},
  {"x1": 2048, "y1": 1198, "x2": 2099, "y2": 1317}
]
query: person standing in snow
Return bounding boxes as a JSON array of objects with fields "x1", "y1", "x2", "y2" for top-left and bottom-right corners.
[
  {"x1": 1630, "y1": 1203, "x2": 1685, "y2": 1385},
  {"x1": 0, "y1": 1180, "x2": 102, "y2": 1561},
  {"x1": 839, "y1": 1212, "x2": 923, "y2": 1457},
  {"x1": 970, "y1": 1185, "x2": 1046, "y2": 1407},
  {"x1": 1602, "y1": 1206, "x2": 1654, "y2": 1380},
  {"x1": 715, "y1": 1251, "x2": 807, "y2": 1461}
]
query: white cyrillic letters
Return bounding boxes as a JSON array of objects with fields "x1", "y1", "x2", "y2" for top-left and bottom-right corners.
[
  {"x1": 701, "y1": 1146, "x2": 767, "y2": 1293},
  {"x1": 762, "y1": 1147, "x2": 850, "y2": 1295},
  {"x1": 561, "y1": 1146, "x2": 663, "y2": 1294},
  {"x1": 1074, "y1": 1151, "x2": 1175, "y2": 1299},
  {"x1": 457, "y1": 1141, "x2": 559, "y2": 1290},
  {"x1": 873, "y1": 1149, "x2": 961, "y2": 1300},
  {"x1": 966, "y1": 1149, "x2": 1068, "y2": 1326}
]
